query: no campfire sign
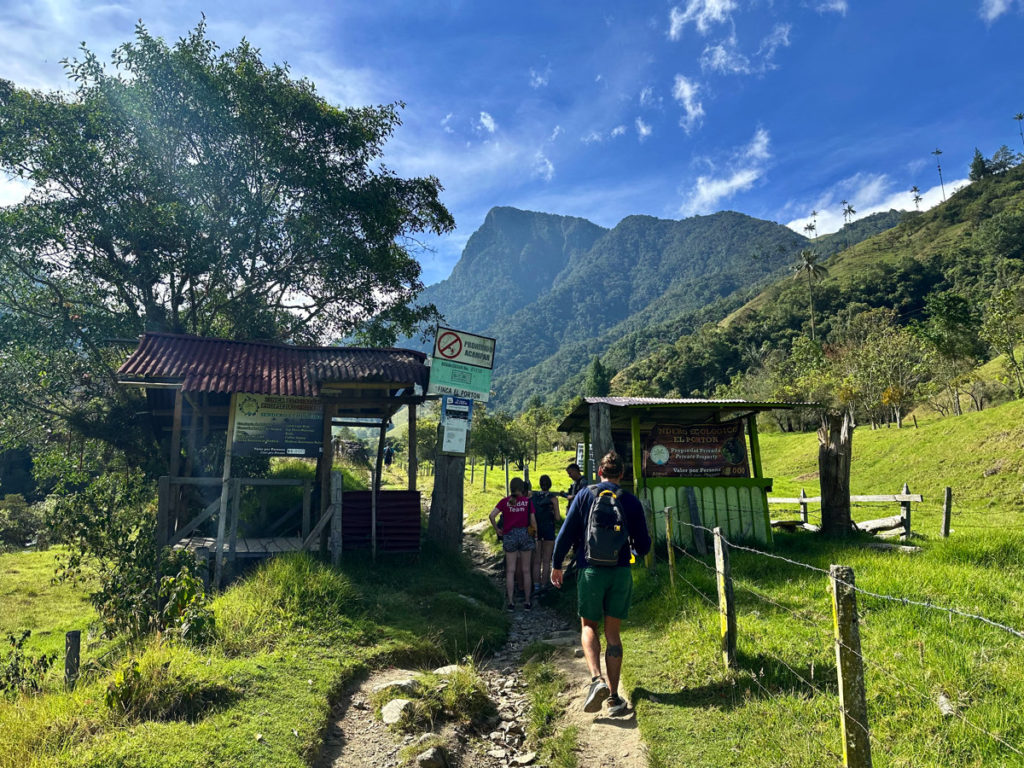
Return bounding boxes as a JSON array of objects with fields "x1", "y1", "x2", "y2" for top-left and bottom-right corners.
[{"x1": 432, "y1": 326, "x2": 495, "y2": 369}]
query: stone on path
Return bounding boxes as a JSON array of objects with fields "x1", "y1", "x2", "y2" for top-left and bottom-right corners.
[
  {"x1": 513, "y1": 752, "x2": 537, "y2": 766},
  {"x1": 415, "y1": 745, "x2": 448, "y2": 768},
  {"x1": 380, "y1": 698, "x2": 413, "y2": 726},
  {"x1": 433, "y1": 664, "x2": 461, "y2": 676},
  {"x1": 372, "y1": 678, "x2": 418, "y2": 695}
]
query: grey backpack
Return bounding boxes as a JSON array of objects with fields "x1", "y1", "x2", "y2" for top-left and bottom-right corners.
[{"x1": 584, "y1": 484, "x2": 629, "y2": 566}]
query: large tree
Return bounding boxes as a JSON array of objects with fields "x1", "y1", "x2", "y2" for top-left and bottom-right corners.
[{"x1": 0, "y1": 22, "x2": 453, "y2": 457}]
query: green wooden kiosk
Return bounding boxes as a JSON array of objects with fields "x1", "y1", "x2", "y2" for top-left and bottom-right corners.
[{"x1": 558, "y1": 397, "x2": 810, "y2": 547}]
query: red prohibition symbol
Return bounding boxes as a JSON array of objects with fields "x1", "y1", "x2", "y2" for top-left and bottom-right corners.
[{"x1": 437, "y1": 331, "x2": 463, "y2": 359}]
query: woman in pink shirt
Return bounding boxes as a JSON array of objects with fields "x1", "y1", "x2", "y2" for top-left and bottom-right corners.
[{"x1": 489, "y1": 477, "x2": 538, "y2": 611}]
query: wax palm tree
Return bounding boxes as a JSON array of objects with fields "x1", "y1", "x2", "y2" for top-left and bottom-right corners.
[
  {"x1": 910, "y1": 185, "x2": 922, "y2": 210},
  {"x1": 842, "y1": 201, "x2": 856, "y2": 223},
  {"x1": 932, "y1": 148, "x2": 946, "y2": 201},
  {"x1": 1015, "y1": 113, "x2": 1024, "y2": 152},
  {"x1": 793, "y1": 249, "x2": 829, "y2": 340}
]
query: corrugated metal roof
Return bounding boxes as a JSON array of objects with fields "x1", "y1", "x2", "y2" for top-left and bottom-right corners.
[
  {"x1": 117, "y1": 332, "x2": 428, "y2": 396},
  {"x1": 579, "y1": 396, "x2": 818, "y2": 408}
]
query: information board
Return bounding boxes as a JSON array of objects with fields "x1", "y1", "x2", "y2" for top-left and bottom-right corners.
[
  {"x1": 642, "y1": 420, "x2": 749, "y2": 478},
  {"x1": 441, "y1": 396, "x2": 473, "y2": 455},
  {"x1": 427, "y1": 357, "x2": 493, "y2": 402},
  {"x1": 232, "y1": 394, "x2": 323, "y2": 458}
]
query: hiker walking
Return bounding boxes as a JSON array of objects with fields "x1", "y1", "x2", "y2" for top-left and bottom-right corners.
[
  {"x1": 530, "y1": 474, "x2": 562, "y2": 597},
  {"x1": 489, "y1": 477, "x2": 539, "y2": 611},
  {"x1": 551, "y1": 451, "x2": 651, "y2": 716}
]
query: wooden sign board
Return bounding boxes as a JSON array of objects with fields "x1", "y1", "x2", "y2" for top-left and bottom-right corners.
[{"x1": 643, "y1": 420, "x2": 749, "y2": 478}]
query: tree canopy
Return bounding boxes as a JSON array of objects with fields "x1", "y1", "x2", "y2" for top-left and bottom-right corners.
[{"x1": 0, "y1": 21, "x2": 453, "y2": 456}]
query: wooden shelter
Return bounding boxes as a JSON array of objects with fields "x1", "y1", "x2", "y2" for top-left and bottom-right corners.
[
  {"x1": 558, "y1": 397, "x2": 811, "y2": 546},
  {"x1": 118, "y1": 332, "x2": 428, "y2": 584}
]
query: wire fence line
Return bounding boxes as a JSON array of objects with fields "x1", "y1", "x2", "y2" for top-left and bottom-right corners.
[
  {"x1": 650, "y1": 513, "x2": 1024, "y2": 767},
  {"x1": 669, "y1": 518, "x2": 1024, "y2": 641}
]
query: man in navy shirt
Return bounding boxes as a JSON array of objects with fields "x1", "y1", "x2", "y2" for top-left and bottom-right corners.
[{"x1": 551, "y1": 450, "x2": 651, "y2": 717}]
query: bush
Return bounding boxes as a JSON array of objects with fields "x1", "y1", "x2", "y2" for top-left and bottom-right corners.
[
  {"x1": 104, "y1": 648, "x2": 239, "y2": 722},
  {"x1": 0, "y1": 494, "x2": 47, "y2": 550},
  {"x1": 50, "y1": 469, "x2": 214, "y2": 640},
  {"x1": 0, "y1": 630, "x2": 57, "y2": 697},
  {"x1": 373, "y1": 662, "x2": 495, "y2": 731}
]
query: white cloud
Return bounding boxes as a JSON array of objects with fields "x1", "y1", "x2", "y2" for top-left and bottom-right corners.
[
  {"x1": 635, "y1": 117, "x2": 653, "y2": 141},
  {"x1": 668, "y1": 0, "x2": 738, "y2": 39},
  {"x1": 533, "y1": 150, "x2": 555, "y2": 182},
  {"x1": 701, "y1": 39, "x2": 751, "y2": 74},
  {"x1": 441, "y1": 113, "x2": 455, "y2": 134},
  {"x1": 758, "y1": 23, "x2": 792, "y2": 60},
  {"x1": 783, "y1": 172, "x2": 972, "y2": 236},
  {"x1": 672, "y1": 75, "x2": 705, "y2": 133},
  {"x1": 680, "y1": 128, "x2": 772, "y2": 215},
  {"x1": 550, "y1": 125, "x2": 563, "y2": 141},
  {"x1": 479, "y1": 112, "x2": 497, "y2": 133},
  {"x1": 816, "y1": 0, "x2": 848, "y2": 15},
  {"x1": 581, "y1": 131, "x2": 604, "y2": 144},
  {"x1": 979, "y1": 0, "x2": 1014, "y2": 21},
  {"x1": 529, "y1": 65, "x2": 551, "y2": 88},
  {"x1": 639, "y1": 86, "x2": 656, "y2": 107},
  {"x1": 611, "y1": 125, "x2": 627, "y2": 137}
]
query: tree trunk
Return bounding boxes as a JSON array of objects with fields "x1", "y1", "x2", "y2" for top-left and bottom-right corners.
[
  {"x1": 818, "y1": 411, "x2": 853, "y2": 537},
  {"x1": 427, "y1": 423, "x2": 466, "y2": 551}
]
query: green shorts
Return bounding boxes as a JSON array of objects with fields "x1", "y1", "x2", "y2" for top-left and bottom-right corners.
[{"x1": 577, "y1": 566, "x2": 633, "y2": 622}]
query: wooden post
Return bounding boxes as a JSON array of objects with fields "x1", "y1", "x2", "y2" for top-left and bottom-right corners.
[
  {"x1": 818, "y1": 411, "x2": 853, "y2": 537},
  {"x1": 799, "y1": 488, "x2": 809, "y2": 524},
  {"x1": 664, "y1": 506, "x2": 676, "y2": 591},
  {"x1": 373, "y1": 420, "x2": 387, "y2": 562},
  {"x1": 901, "y1": 482, "x2": 912, "y2": 538},
  {"x1": 228, "y1": 478, "x2": 241, "y2": 569},
  {"x1": 301, "y1": 480, "x2": 312, "y2": 540},
  {"x1": 213, "y1": 393, "x2": 238, "y2": 590},
  {"x1": 470, "y1": 456, "x2": 475, "y2": 484},
  {"x1": 427, "y1": 422, "x2": 466, "y2": 551},
  {"x1": 408, "y1": 403, "x2": 418, "y2": 492},
  {"x1": 330, "y1": 470, "x2": 343, "y2": 566},
  {"x1": 630, "y1": 415, "x2": 643, "y2": 497},
  {"x1": 941, "y1": 487, "x2": 952, "y2": 538},
  {"x1": 589, "y1": 403, "x2": 613, "y2": 470},
  {"x1": 169, "y1": 388, "x2": 184, "y2": 531},
  {"x1": 483, "y1": 461, "x2": 488, "y2": 493},
  {"x1": 829, "y1": 565, "x2": 873, "y2": 768},
  {"x1": 157, "y1": 475, "x2": 170, "y2": 549},
  {"x1": 504, "y1": 459, "x2": 510, "y2": 497},
  {"x1": 746, "y1": 414, "x2": 763, "y2": 478},
  {"x1": 713, "y1": 527, "x2": 737, "y2": 670},
  {"x1": 64, "y1": 630, "x2": 80, "y2": 690}
]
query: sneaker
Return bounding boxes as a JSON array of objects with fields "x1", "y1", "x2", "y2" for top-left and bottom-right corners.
[
  {"x1": 524, "y1": 602, "x2": 532, "y2": 611},
  {"x1": 607, "y1": 695, "x2": 629, "y2": 717},
  {"x1": 583, "y1": 677, "x2": 610, "y2": 713},
  {"x1": 506, "y1": 602, "x2": 515, "y2": 612}
]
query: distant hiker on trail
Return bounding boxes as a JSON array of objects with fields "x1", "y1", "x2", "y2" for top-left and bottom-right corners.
[
  {"x1": 383, "y1": 444, "x2": 393, "y2": 466},
  {"x1": 489, "y1": 477, "x2": 538, "y2": 612},
  {"x1": 530, "y1": 474, "x2": 562, "y2": 596},
  {"x1": 565, "y1": 462, "x2": 586, "y2": 505},
  {"x1": 551, "y1": 451, "x2": 651, "y2": 717}
]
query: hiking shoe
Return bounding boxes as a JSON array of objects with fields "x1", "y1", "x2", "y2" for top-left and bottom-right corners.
[
  {"x1": 524, "y1": 602, "x2": 532, "y2": 611},
  {"x1": 607, "y1": 695, "x2": 629, "y2": 717},
  {"x1": 506, "y1": 602, "x2": 515, "y2": 612},
  {"x1": 583, "y1": 677, "x2": 610, "y2": 713}
]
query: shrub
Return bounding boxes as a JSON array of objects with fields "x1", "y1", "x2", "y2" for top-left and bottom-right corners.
[
  {"x1": 374, "y1": 663, "x2": 496, "y2": 731},
  {"x1": 0, "y1": 630, "x2": 57, "y2": 697},
  {"x1": 0, "y1": 494, "x2": 47, "y2": 550},
  {"x1": 50, "y1": 469, "x2": 214, "y2": 640},
  {"x1": 104, "y1": 649, "x2": 239, "y2": 722}
]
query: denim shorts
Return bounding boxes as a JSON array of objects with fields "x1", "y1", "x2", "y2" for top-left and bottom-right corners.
[{"x1": 502, "y1": 527, "x2": 536, "y2": 553}]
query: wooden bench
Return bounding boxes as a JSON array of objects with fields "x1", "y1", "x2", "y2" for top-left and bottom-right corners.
[{"x1": 769, "y1": 484, "x2": 923, "y2": 537}]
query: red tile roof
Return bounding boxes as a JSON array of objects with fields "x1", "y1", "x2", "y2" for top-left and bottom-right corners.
[{"x1": 117, "y1": 333, "x2": 428, "y2": 397}]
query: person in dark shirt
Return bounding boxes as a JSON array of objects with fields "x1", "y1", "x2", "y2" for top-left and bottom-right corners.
[
  {"x1": 565, "y1": 461, "x2": 586, "y2": 504},
  {"x1": 551, "y1": 451, "x2": 651, "y2": 717}
]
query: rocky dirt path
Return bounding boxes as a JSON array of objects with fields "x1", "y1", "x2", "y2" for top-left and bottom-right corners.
[{"x1": 315, "y1": 528, "x2": 647, "y2": 767}]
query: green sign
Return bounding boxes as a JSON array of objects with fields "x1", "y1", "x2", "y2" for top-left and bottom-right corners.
[{"x1": 427, "y1": 357, "x2": 492, "y2": 402}]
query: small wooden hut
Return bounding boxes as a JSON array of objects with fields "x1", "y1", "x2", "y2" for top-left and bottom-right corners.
[
  {"x1": 558, "y1": 397, "x2": 810, "y2": 546},
  {"x1": 118, "y1": 332, "x2": 428, "y2": 582}
]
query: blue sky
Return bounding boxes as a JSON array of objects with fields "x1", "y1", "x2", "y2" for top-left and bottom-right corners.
[{"x1": 2, "y1": 1, "x2": 1024, "y2": 284}]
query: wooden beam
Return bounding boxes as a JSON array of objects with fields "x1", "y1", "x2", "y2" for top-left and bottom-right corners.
[
  {"x1": 408, "y1": 403, "x2": 417, "y2": 492},
  {"x1": 213, "y1": 393, "x2": 238, "y2": 589},
  {"x1": 373, "y1": 419, "x2": 387, "y2": 563},
  {"x1": 746, "y1": 414, "x2": 763, "y2": 479},
  {"x1": 630, "y1": 415, "x2": 643, "y2": 496},
  {"x1": 169, "y1": 388, "x2": 184, "y2": 477},
  {"x1": 319, "y1": 401, "x2": 334, "y2": 521}
]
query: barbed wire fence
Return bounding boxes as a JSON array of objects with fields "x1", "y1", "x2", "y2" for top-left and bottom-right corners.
[{"x1": 643, "y1": 508, "x2": 1024, "y2": 768}]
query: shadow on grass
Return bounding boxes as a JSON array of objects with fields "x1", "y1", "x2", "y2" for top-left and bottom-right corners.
[{"x1": 630, "y1": 650, "x2": 836, "y2": 713}]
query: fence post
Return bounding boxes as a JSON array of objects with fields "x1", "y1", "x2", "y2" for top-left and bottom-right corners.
[
  {"x1": 799, "y1": 487, "x2": 809, "y2": 524},
  {"x1": 483, "y1": 462, "x2": 488, "y2": 493},
  {"x1": 941, "y1": 487, "x2": 952, "y2": 538},
  {"x1": 713, "y1": 527, "x2": 736, "y2": 670},
  {"x1": 829, "y1": 564, "x2": 873, "y2": 768},
  {"x1": 664, "y1": 506, "x2": 676, "y2": 591},
  {"x1": 901, "y1": 482, "x2": 912, "y2": 538},
  {"x1": 330, "y1": 470, "x2": 343, "y2": 566},
  {"x1": 65, "y1": 630, "x2": 80, "y2": 690}
]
